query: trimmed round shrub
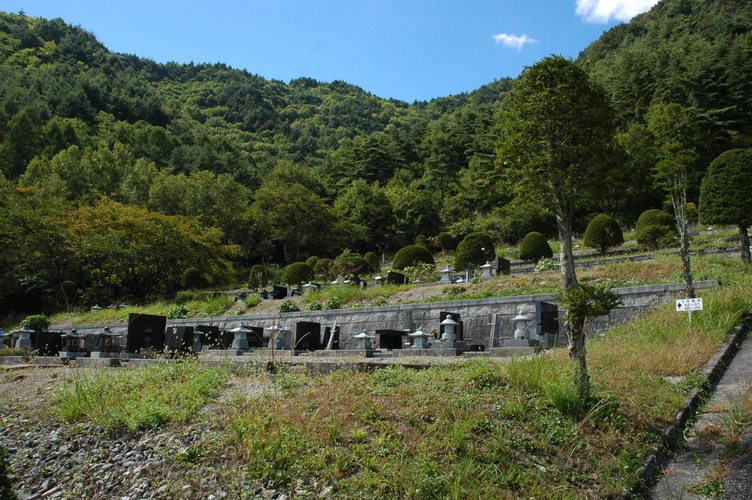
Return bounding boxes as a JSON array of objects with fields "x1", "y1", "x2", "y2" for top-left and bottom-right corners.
[
  {"x1": 635, "y1": 209, "x2": 675, "y2": 239},
  {"x1": 333, "y1": 256, "x2": 372, "y2": 279},
  {"x1": 363, "y1": 251, "x2": 380, "y2": 272},
  {"x1": 392, "y1": 245, "x2": 435, "y2": 270},
  {"x1": 305, "y1": 256, "x2": 320, "y2": 268},
  {"x1": 454, "y1": 232, "x2": 496, "y2": 270},
  {"x1": 583, "y1": 214, "x2": 624, "y2": 254},
  {"x1": 519, "y1": 232, "x2": 553, "y2": 262},
  {"x1": 435, "y1": 232, "x2": 459, "y2": 252},
  {"x1": 314, "y1": 258, "x2": 334, "y2": 280},
  {"x1": 282, "y1": 262, "x2": 315, "y2": 285},
  {"x1": 23, "y1": 314, "x2": 50, "y2": 333},
  {"x1": 637, "y1": 225, "x2": 677, "y2": 250},
  {"x1": 248, "y1": 265, "x2": 269, "y2": 289},
  {"x1": 180, "y1": 267, "x2": 202, "y2": 289}
]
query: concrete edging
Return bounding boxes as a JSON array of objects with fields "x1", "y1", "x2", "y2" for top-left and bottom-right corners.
[{"x1": 621, "y1": 310, "x2": 752, "y2": 498}]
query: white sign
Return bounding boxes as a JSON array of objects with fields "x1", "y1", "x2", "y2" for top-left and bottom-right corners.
[{"x1": 676, "y1": 298, "x2": 703, "y2": 311}]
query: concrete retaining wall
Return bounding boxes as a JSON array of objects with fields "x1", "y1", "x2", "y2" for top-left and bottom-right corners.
[{"x1": 57, "y1": 280, "x2": 718, "y2": 350}]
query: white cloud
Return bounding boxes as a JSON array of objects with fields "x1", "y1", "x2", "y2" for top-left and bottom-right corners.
[
  {"x1": 576, "y1": 0, "x2": 660, "y2": 23},
  {"x1": 493, "y1": 33, "x2": 537, "y2": 50}
]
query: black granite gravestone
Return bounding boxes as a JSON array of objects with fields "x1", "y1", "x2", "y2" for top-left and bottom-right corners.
[
  {"x1": 127, "y1": 313, "x2": 167, "y2": 354},
  {"x1": 295, "y1": 321, "x2": 322, "y2": 350},
  {"x1": 376, "y1": 329, "x2": 406, "y2": 349},
  {"x1": 164, "y1": 326, "x2": 194, "y2": 354}
]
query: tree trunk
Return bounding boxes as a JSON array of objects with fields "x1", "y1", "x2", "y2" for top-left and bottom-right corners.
[
  {"x1": 672, "y1": 185, "x2": 694, "y2": 298},
  {"x1": 739, "y1": 225, "x2": 751, "y2": 265},
  {"x1": 567, "y1": 321, "x2": 590, "y2": 401},
  {"x1": 556, "y1": 209, "x2": 578, "y2": 289}
]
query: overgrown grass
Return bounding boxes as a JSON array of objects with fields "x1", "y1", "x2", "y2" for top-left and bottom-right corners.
[
  {"x1": 42, "y1": 253, "x2": 752, "y2": 497},
  {"x1": 55, "y1": 360, "x2": 230, "y2": 431}
]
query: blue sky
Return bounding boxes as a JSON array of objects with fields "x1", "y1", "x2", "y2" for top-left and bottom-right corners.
[{"x1": 4, "y1": 0, "x2": 660, "y2": 102}]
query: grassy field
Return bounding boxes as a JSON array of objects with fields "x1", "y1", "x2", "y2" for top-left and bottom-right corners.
[{"x1": 44, "y1": 254, "x2": 752, "y2": 498}]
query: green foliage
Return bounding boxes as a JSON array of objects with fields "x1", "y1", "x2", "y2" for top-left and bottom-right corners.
[
  {"x1": 325, "y1": 296, "x2": 343, "y2": 310},
  {"x1": 454, "y1": 232, "x2": 495, "y2": 270},
  {"x1": 332, "y1": 256, "x2": 372, "y2": 279},
  {"x1": 248, "y1": 265, "x2": 269, "y2": 290},
  {"x1": 435, "y1": 231, "x2": 458, "y2": 251},
  {"x1": 519, "y1": 232, "x2": 553, "y2": 262},
  {"x1": 635, "y1": 209, "x2": 675, "y2": 237},
  {"x1": 363, "y1": 251, "x2": 380, "y2": 272},
  {"x1": 55, "y1": 280, "x2": 78, "y2": 309},
  {"x1": 402, "y1": 263, "x2": 440, "y2": 283},
  {"x1": 313, "y1": 258, "x2": 334, "y2": 281},
  {"x1": 23, "y1": 314, "x2": 49, "y2": 332},
  {"x1": 534, "y1": 258, "x2": 559, "y2": 273},
  {"x1": 173, "y1": 291, "x2": 194, "y2": 305},
  {"x1": 180, "y1": 267, "x2": 202, "y2": 289},
  {"x1": 699, "y1": 149, "x2": 752, "y2": 228},
  {"x1": 637, "y1": 225, "x2": 678, "y2": 250},
  {"x1": 278, "y1": 299, "x2": 300, "y2": 313},
  {"x1": 305, "y1": 256, "x2": 320, "y2": 268},
  {"x1": 0, "y1": 446, "x2": 16, "y2": 500},
  {"x1": 305, "y1": 301, "x2": 323, "y2": 311},
  {"x1": 281, "y1": 262, "x2": 314, "y2": 285},
  {"x1": 55, "y1": 361, "x2": 229, "y2": 431},
  {"x1": 584, "y1": 214, "x2": 624, "y2": 254},
  {"x1": 391, "y1": 245, "x2": 434, "y2": 270},
  {"x1": 558, "y1": 284, "x2": 620, "y2": 332},
  {"x1": 167, "y1": 304, "x2": 189, "y2": 319}
]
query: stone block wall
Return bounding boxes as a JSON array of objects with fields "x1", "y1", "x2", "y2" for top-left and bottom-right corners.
[{"x1": 62, "y1": 281, "x2": 717, "y2": 351}]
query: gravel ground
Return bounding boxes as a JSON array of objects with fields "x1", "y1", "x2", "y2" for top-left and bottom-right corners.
[{"x1": 0, "y1": 366, "x2": 302, "y2": 500}]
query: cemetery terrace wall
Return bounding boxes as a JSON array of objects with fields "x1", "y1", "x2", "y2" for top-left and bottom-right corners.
[{"x1": 66, "y1": 281, "x2": 718, "y2": 350}]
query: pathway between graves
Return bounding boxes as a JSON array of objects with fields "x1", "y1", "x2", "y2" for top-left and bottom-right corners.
[{"x1": 651, "y1": 332, "x2": 752, "y2": 499}]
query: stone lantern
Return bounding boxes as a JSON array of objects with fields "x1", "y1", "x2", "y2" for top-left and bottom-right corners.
[
  {"x1": 354, "y1": 329, "x2": 376, "y2": 350},
  {"x1": 230, "y1": 324, "x2": 251, "y2": 351},
  {"x1": 265, "y1": 322, "x2": 291, "y2": 350},
  {"x1": 192, "y1": 325, "x2": 205, "y2": 353},
  {"x1": 512, "y1": 314, "x2": 533, "y2": 340},
  {"x1": 90, "y1": 326, "x2": 120, "y2": 358},
  {"x1": 60, "y1": 329, "x2": 86, "y2": 359},
  {"x1": 11, "y1": 324, "x2": 35, "y2": 349},
  {"x1": 440, "y1": 267, "x2": 453, "y2": 283},
  {"x1": 440, "y1": 315, "x2": 459, "y2": 342},
  {"x1": 480, "y1": 261, "x2": 494, "y2": 279},
  {"x1": 409, "y1": 327, "x2": 432, "y2": 349}
]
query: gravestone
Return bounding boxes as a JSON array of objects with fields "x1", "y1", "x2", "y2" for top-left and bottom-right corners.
[
  {"x1": 196, "y1": 325, "x2": 227, "y2": 349},
  {"x1": 165, "y1": 326, "x2": 195, "y2": 354},
  {"x1": 126, "y1": 313, "x2": 167, "y2": 355},
  {"x1": 494, "y1": 256, "x2": 511, "y2": 275},
  {"x1": 376, "y1": 329, "x2": 407, "y2": 350},
  {"x1": 35, "y1": 331, "x2": 63, "y2": 357},
  {"x1": 295, "y1": 321, "x2": 322, "y2": 351},
  {"x1": 271, "y1": 285, "x2": 288, "y2": 299},
  {"x1": 387, "y1": 271, "x2": 408, "y2": 285}
]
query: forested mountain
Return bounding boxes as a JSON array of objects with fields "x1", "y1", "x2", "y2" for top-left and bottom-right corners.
[
  {"x1": 579, "y1": 0, "x2": 752, "y2": 186},
  {"x1": 1, "y1": 0, "x2": 751, "y2": 315}
]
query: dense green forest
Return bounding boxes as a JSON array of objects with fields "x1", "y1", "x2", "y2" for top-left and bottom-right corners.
[{"x1": 1, "y1": 0, "x2": 751, "y2": 316}]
